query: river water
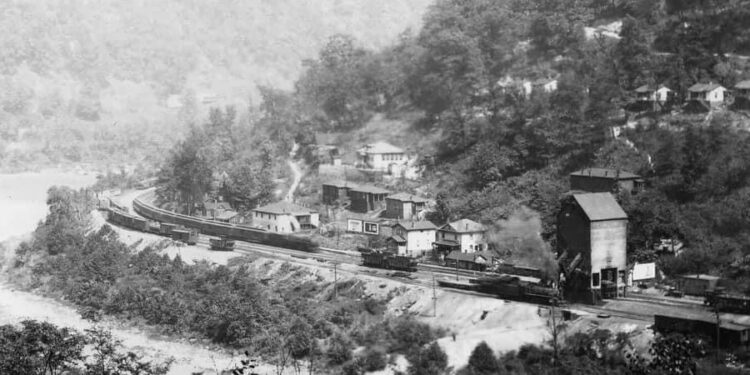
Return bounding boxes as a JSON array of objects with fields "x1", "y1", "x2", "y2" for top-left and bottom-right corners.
[{"x1": 0, "y1": 169, "x2": 245, "y2": 375}]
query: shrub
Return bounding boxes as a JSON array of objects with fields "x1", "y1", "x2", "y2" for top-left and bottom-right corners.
[{"x1": 362, "y1": 348, "x2": 388, "y2": 372}]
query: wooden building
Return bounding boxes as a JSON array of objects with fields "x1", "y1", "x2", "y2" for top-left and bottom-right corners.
[
  {"x1": 384, "y1": 193, "x2": 429, "y2": 220},
  {"x1": 321, "y1": 181, "x2": 356, "y2": 205},
  {"x1": 570, "y1": 168, "x2": 644, "y2": 194},
  {"x1": 433, "y1": 219, "x2": 488, "y2": 257},
  {"x1": 634, "y1": 84, "x2": 674, "y2": 111},
  {"x1": 557, "y1": 192, "x2": 628, "y2": 304},
  {"x1": 388, "y1": 220, "x2": 438, "y2": 257},
  {"x1": 349, "y1": 185, "x2": 390, "y2": 213},
  {"x1": 733, "y1": 80, "x2": 750, "y2": 110},
  {"x1": 251, "y1": 201, "x2": 319, "y2": 233},
  {"x1": 356, "y1": 141, "x2": 406, "y2": 172},
  {"x1": 687, "y1": 82, "x2": 727, "y2": 110}
]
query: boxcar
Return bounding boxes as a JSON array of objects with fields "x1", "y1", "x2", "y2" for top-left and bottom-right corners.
[
  {"x1": 171, "y1": 229, "x2": 198, "y2": 245},
  {"x1": 209, "y1": 236, "x2": 235, "y2": 251}
]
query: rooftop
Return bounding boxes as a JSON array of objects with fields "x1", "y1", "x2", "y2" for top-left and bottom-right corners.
[
  {"x1": 634, "y1": 84, "x2": 671, "y2": 93},
  {"x1": 688, "y1": 82, "x2": 725, "y2": 92},
  {"x1": 441, "y1": 218, "x2": 487, "y2": 233},
  {"x1": 214, "y1": 210, "x2": 239, "y2": 220},
  {"x1": 323, "y1": 180, "x2": 358, "y2": 189},
  {"x1": 253, "y1": 201, "x2": 316, "y2": 215},
  {"x1": 386, "y1": 192, "x2": 429, "y2": 203},
  {"x1": 394, "y1": 220, "x2": 438, "y2": 231},
  {"x1": 679, "y1": 274, "x2": 721, "y2": 281},
  {"x1": 570, "y1": 168, "x2": 640, "y2": 180},
  {"x1": 573, "y1": 192, "x2": 628, "y2": 221},
  {"x1": 358, "y1": 141, "x2": 404, "y2": 155},
  {"x1": 446, "y1": 251, "x2": 486, "y2": 262},
  {"x1": 735, "y1": 80, "x2": 750, "y2": 90},
  {"x1": 350, "y1": 184, "x2": 391, "y2": 195}
]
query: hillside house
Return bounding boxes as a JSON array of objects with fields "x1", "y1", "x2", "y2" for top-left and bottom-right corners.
[
  {"x1": 384, "y1": 193, "x2": 429, "y2": 220},
  {"x1": 388, "y1": 221, "x2": 438, "y2": 257},
  {"x1": 570, "y1": 168, "x2": 644, "y2": 194},
  {"x1": 433, "y1": 219, "x2": 488, "y2": 257},
  {"x1": 349, "y1": 185, "x2": 390, "y2": 213},
  {"x1": 532, "y1": 78, "x2": 558, "y2": 94},
  {"x1": 356, "y1": 142, "x2": 407, "y2": 172},
  {"x1": 321, "y1": 181, "x2": 355, "y2": 205},
  {"x1": 635, "y1": 85, "x2": 672, "y2": 103},
  {"x1": 687, "y1": 82, "x2": 727, "y2": 109},
  {"x1": 634, "y1": 85, "x2": 674, "y2": 111},
  {"x1": 251, "y1": 201, "x2": 319, "y2": 233},
  {"x1": 557, "y1": 192, "x2": 628, "y2": 303},
  {"x1": 733, "y1": 80, "x2": 750, "y2": 109}
]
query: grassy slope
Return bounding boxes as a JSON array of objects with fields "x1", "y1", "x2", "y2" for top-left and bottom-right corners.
[{"x1": 0, "y1": 0, "x2": 433, "y2": 170}]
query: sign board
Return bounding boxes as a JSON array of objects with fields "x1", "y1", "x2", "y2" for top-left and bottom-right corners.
[
  {"x1": 363, "y1": 222, "x2": 379, "y2": 235},
  {"x1": 347, "y1": 219, "x2": 363, "y2": 233},
  {"x1": 632, "y1": 262, "x2": 656, "y2": 281}
]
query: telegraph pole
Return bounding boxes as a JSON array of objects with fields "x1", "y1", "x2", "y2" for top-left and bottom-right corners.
[
  {"x1": 333, "y1": 262, "x2": 338, "y2": 300},
  {"x1": 432, "y1": 273, "x2": 437, "y2": 317},
  {"x1": 715, "y1": 301, "x2": 721, "y2": 363}
]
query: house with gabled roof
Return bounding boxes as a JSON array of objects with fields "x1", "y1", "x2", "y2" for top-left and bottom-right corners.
[
  {"x1": 385, "y1": 193, "x2": 429, "y2": 220},
  {"x1": 532, "y1": 78, "x2": 558, "y2": 93},
  {"x1": 251, "y1": 201, "x2": 319, "y2": 233},
  {"x1": 321, "y1": 180, "x2": 357, "y2": 205},
  {"x1": 733, "y1": 80, "x2": 750, "y2": 110},
  {"x1": 687, "y1": 82, "x2": 727, "y2": 109},
  {"x1": 357, "y1": 141, "x2": 406, "y2": 172},
  {"x1": 388, "y1": 220, "x2": 438, "y2": 257},
  {"x1": 635, "y1": 84, "x2": 672, "y2": 103},
  {"x1": 349, "y1": 184, "x2": 390, "y2": 213},
  {"x1": 433, "y1": 219, "x2": 488, "y2": 257},
  {"x1": 557, "y1": 192, "x2": 628, "y2": 303}
]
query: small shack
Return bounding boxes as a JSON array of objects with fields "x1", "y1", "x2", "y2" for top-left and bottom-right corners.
[{"x1": 445, "y1": 250, "x2": 492, "y2": 271}]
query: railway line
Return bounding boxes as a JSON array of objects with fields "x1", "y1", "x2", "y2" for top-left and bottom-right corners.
[{"x1": 109, "y1": 193, "x2": 715, "y2": 324}]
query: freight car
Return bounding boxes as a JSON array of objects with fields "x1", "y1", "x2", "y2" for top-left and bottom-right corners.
[
  {"x1": 209, "y1": 236, "x2": 235, "y2": 251},
  {"x1": 105, "y1": 208, "x2": 198, "y2": 245},
  {"x1": 705, "y1": 288, "x2": 750, "y2": 314},
  {"x1": 361, "y1": 251, "x2": 418, "y2": 272},
  {"x1": 132, "y1": 196, "x2": 319, "y2": 252},
  {"x1": 470, "y1": 275, "x2": 558, "y2": 304}
]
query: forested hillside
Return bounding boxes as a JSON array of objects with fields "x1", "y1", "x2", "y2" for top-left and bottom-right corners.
[
  {"x1": 156, "y1": 0, "x2": 750, "y2": 291},
  {"x1": 0, "y1": 0, "x2": 431, "y2": 171}
]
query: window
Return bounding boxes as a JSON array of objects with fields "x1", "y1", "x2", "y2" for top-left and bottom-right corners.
[{"x1": 592, "y1": 273, "x2": 600, "y2": 287}]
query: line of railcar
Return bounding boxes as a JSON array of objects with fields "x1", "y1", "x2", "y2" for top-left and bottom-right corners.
[
  {"x1": 438, "y1": 274, "x2": 559, "y2": 304},
  {"x1": 106, "y1": 207, "x2": 198, "y2": 245},
  {"x1": 360, "y1": 250, "x2": 419, "y2": 272},
  {"x1": 705, "y1": 288, "x2": 750, "y2": 315},
  {"x1": 131, "y1": 196, "x2": 319, "y2": 253}
]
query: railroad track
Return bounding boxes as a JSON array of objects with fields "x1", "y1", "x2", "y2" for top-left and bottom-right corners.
[{"x1": 107, "y1": 218, "x2": 666, "y2": 324}]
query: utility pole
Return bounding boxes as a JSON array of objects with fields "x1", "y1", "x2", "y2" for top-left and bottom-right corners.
[
  {"x1": 550, "y1": 297, "x2": 559, "y2": 372},
  {"x1": 333, "y1": 262, "x2": 338, "y2": 300},
  {"x1": 432, "y1": 273, "x2": 437, "y2": 318},
  {"x1": 455, "y1": 258, "x2": 459, "y2": 281},
  {"x1": 715, "y1": 301, "x2": 721, "y2": 363}
]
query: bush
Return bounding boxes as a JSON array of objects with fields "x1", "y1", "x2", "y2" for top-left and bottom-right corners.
[
  {"x1": 362, "y1": 348, "x2": 388, "y2": 372},
  {"x1": 327, "y1": 333, "x2": 353, "y2": 365}
]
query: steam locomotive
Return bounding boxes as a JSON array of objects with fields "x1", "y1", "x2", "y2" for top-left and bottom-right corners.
[{"x1": 360, "y1": 250, "x2": 418, "y2": 272}]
